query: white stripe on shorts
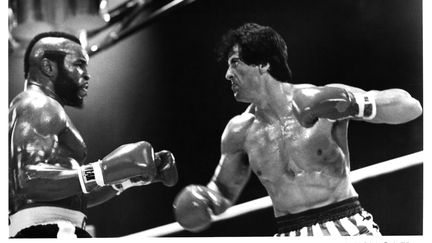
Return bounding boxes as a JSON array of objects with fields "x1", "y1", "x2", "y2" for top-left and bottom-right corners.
[
  {"x1": 274, "y1": 211, "x2": 381, "y2": 237},
  {"x1": 311, "y1": 223, "x2": 323, "y2": 236},
  {"x1": 299, "y1": 227, "x2": 308, "y2": 236},
  {"x1": 325, "y1": 221, "x2": 341, "y2": 235},
  {"x1": 339, "y1": 217, "x2": 360, "y2": 236}
]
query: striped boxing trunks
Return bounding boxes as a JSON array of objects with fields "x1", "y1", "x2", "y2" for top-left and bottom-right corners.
[{"x1": 274, "y1": 197, "x2": 381, "y2": 236}]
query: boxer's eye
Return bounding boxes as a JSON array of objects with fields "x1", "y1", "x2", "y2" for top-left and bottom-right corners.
[
  {"x1": 74, "y1": 61, "x2": 86, "y2": 70},
  {"x1": 230, "y1": 58, "x2": 240, "y2": 67}
]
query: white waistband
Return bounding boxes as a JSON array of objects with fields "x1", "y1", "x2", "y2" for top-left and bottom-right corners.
[{"x1": 9, "y1": 206, "x2": 87, "y2": 237}]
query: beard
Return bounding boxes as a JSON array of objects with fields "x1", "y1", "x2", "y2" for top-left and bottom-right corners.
[{"x1": 54, "y1": 69, "x2": 84, "y2": 108}]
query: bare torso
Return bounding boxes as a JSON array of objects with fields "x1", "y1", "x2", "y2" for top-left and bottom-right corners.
[
  {"x1": 240, "y1": 86, "x2": 357, "y2": 216},
  {"x1": 9, "y1": 87, "x2": 87, "y2": 213}
]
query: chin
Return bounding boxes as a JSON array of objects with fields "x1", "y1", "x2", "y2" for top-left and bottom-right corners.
[
  {"x1": 234, "y1": 94, "x2": 249, "y2": 103},
  {"x1": 70, "y1": 104, "x2": 84, "y2": 109},
  {"x1": 68, "y1": 99, "x2": 84, "y2": 109},
  {"x1": 76, "y1": 101, "x2": 84, "y2": 109}
]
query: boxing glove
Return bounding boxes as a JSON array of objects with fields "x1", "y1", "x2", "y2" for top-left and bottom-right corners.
[
  {"x1": 173, "y1": 185, "x2": 231, "y2": 232},
  {"x1": 111, "y1": 150, "x2": 178, "y2": 195},
  {"x1": 111, "y1": 176, "x2": 151, "y2": 195},
  {"x1": 292, "y1": 87, "x2": 376, "y2": 128},
  {"x1": 77, "y1": 141, "x2": 159, "y2": 193},
  {"x1": 153, "y1": 150, "x2": 178, "y2": 187}
]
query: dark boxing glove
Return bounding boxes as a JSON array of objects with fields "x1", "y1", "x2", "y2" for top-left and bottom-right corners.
[
  {"x1": 292, "y1": 86, "x2": 376, "y2": 128},
  {"x1": 110, "y1": 150, "x2": 178, "y2": 195},
  {"x1": 77, "y1": 141, "x2": 177, "y2": 193},
  {"x1": 173, "y1": 185, "x2": 231, "y2": 232},
  {"x1": 153, "y1": 150, "x2": 178, "y2": 187}
]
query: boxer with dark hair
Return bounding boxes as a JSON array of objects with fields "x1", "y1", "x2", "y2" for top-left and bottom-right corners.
[
  {"x1": 9, "y1": 32, "x2": 178, "y2": 238},
  {"x1": 173, "y1": 23, "x2": 422, "y2": 236}
]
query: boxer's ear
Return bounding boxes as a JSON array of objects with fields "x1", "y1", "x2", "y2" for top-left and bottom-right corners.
[
  {"x1": 41, "y1": 58, "x2": 58, "y2": 78},
  {"x1": 259, "y1": 63, "x2": 270, "y2": 74}
]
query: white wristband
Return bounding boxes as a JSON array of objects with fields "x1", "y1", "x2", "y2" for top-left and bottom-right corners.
[
  {"x1": 77, "y1": 168, "x2": 89, "y2": 194},
  {"x1": 78, "y1": 160, "x2": 105, "y2": 194},
  {"x1": 79, "y1": 164, "x2": 95, "y2": 194},
  {"x1": 353, "y1": 92, "x2": 376, "y2": 120},
  {"x1": 354, "y1": 92, "x2": 365, "y2": 117},
  {"x1": 92, "y1": 160, "x2": 105, "y2": 186}
]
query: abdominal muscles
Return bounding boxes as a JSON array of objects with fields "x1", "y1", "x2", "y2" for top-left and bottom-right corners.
[{"x1": 245, "y1": 119, "x2": 357, "y2": 216}]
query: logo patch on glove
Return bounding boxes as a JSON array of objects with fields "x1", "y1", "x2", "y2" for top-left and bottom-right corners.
[{"x1": 83, "y1": 165, "x2": 96, "y2": 183}]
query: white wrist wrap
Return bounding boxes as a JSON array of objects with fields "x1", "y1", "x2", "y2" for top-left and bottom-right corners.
[
  {"x1": 77, "y1": 168, "x2": 89, "y2": 194},
  {"x1": 92, "y1": 160, "x2": 105, "y2": 186},
  {"x1": 78, "y1": 160, "x2": 105, "y2": 194},
  {"x1": 353, "y1": 92, "x2": 376, "y2": 120}
]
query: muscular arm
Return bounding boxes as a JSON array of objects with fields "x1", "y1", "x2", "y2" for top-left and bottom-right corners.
[
  {"x1": 9, "y1": 96, "x2": 85, "y2": 202},
  {"x1": 10, "y1": 92, "x2": 173, "y2": 210},
  {"x1": 292, "y1": 83, "x2": 422, "y2": 127},
  {"x1": 173, "y1": 109, "x2": 253, "y2": 232},
  {"x1": 12, "y1": 106, "x2": 127, "y2": 207},
  {"x1": 207, "y1": 115, "x2": 252, "y2": 208},
  {"x1": 327, "y1": 83, "x2": 423, "y2": 124}
]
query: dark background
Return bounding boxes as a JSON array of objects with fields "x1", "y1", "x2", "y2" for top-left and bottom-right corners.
[{"x1": 8, "y1": 0, "x2": 423, "y2": 237}]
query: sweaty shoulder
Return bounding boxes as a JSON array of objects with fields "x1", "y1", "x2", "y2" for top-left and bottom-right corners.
[
  {"x1": 291, "y1": 83, "x2": 318, "y2": 99},
  {"x1": 293, "y1": 83, "x2": 317, "y2": 91},
  {"x1": 10, "y1": 90, "x2": 67, "y2": 135},
  {"x1": 221, "y1": 104, "x2": 255, "y2": 153}
]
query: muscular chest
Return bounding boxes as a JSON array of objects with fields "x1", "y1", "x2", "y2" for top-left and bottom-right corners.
[{"x1": 244, "y1": 117, "x2": 343, "y2": 178}]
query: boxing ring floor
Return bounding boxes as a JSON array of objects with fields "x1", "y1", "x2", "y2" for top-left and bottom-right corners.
[{"x1": 122, "y1": 151, "x2": 424, "y2": 238}]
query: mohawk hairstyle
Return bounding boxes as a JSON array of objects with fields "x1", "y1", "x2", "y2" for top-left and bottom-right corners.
[{"x1": 24, "y1": 31, "x2": 81, "y2": 78}]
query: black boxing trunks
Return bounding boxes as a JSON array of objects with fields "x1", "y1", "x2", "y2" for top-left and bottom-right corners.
[
  {"x1": 12, "y1": 224, "x2": 92, "y2": 238},
  {"x1": 9, "y1": 206, "x2": 90, "y2": 238},
  {"x1": 274, "y1": 197, "x2": 381, "y2": 236}
]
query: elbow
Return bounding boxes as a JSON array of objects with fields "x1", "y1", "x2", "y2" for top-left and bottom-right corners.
[
  {"x1": 375, "y1": 90, "x2": 422, "y2": 124},
  {"x1": 17, "y1": 177, "x2": 44, "y2": 201},
  {"x1": 17, "y1": 168, "x2": 72, "y2": 202},
  {"x1": 393, "y1": 90, "x2": 423, "y2": 123},
  {"x1": 17, "y1": 169, "x2": 35, "y2": 192},
  {"x1": 404, "y1": 94, "x2": 422, "y2": 122},
  {"x1": 18, "y1": 178, "x2": 71, "y2": 202},
  {"x1": 411, "y1": 98, "x2": 423, "y2": 119},
  {"x1": 17, "y1": 170, "x2": 47, "y2": 200}
]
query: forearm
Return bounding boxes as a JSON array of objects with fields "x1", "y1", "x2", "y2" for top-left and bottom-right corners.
[
  {"x1": 18, "y1": 165, "x2": 84, "y2": 201},
  {"x1": 370, "y1": 89, "x2": 422, "y2": 124},
  {"x1": 85, "y1": 186, "x2": 118, "y2": 208},
  {"x1": 173, "y1": 137, "x2": 249, "y2": 232},
  {"x1": 206, "y1": 181, "x2": 233, "y2": 214},
  {"x1": 293, "y1": 85, "x2": 422, "y2": 127},
  {"x1": 22, "y1": 170, "x2": 118, "y2": 208},
  {"x1": 20, "y1": 160, "x2": 115, "y2": 202},
  {"x1": 18, "y1": 142, "x2": 177, "y2": 205}
]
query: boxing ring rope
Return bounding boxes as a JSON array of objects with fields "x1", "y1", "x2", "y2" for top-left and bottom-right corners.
[{"x1": 124, "y1": 151, "x2": 424, "y2": 238}]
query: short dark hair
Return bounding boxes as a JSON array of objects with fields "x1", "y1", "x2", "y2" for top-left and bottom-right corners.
[
  {"x1": 24, "y1": 31, "x2": 81, "y2": 79},
  {"x1": 217, "y1": 23, "x2": 292, "y2": 82}
]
